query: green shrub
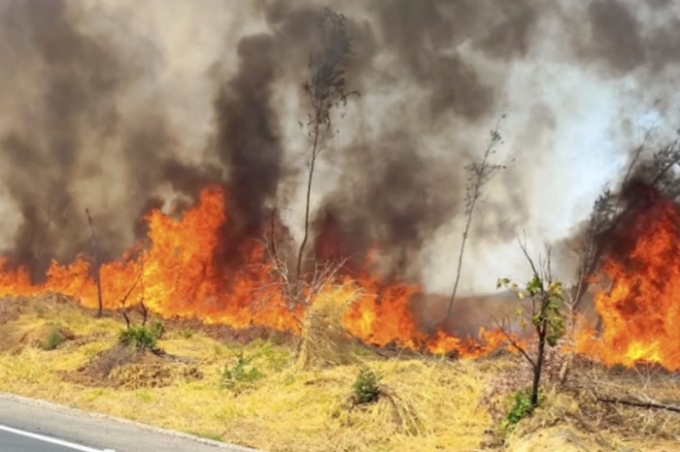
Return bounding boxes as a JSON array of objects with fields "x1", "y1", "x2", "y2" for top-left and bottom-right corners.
[
  {"x1": 118, "y1": 324, "x2": 162, "y2": 350},
  {"x1": 41, "y1": 328, "x2": 66, "y2": 351},
  {"x1": 499, "y1": 389, "x2": 538, "y2": 434},
  {"x1": 220, "y1": 350, "x2": 264, "y2": 392},
  {"x1": 352, "y1": 367, "x2": 382, "y2": 404}
]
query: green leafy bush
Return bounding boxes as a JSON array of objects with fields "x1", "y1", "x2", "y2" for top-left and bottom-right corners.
[
  {"x1": 352, "y1": 367, "x2": 382, "y2": 404},
  {"x1": 505, "y1": 390, "x2": 533, "y2": 425},
  {"x1": 499, "y1": 389, "x2": 542, "y2": 434},
  {"x1": 41, "y1": 328, "x2": 66, "y2": 351},
  {"x1": 220, "y1": 350, "x2": 264, "y2": 392},
  {"x1": 118, "y1": 324, "x2": 162, "y2": 350}
]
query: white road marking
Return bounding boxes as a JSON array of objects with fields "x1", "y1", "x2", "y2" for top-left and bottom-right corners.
[{"x1": 0, "y1": 424, "x2": 115, "y2": 452}]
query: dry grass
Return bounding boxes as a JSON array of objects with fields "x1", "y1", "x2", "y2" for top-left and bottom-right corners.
[
  {"x1": 481, "y1": 347, "x2": 680, "y2": 452},
  {"x1": 2, "y1": 294, "x2": 680, "y2": 452},
  {"x1": 0, "y1": 294, "x2": 495, "y2": 452},
  {"x1": 296, "y1": 284, "x2": 358, "y2": 370}
]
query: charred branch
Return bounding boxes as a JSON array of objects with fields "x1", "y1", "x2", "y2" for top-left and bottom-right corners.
[
  {"x1": 597, "y1": 396, "x2": 680, "y2": 414},
  {"x1": 85, "y1": 208, "x2": 103, "y2": 318}
]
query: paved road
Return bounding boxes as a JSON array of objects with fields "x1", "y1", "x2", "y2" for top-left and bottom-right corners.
[
  {"x1": 0, "y1": 425, "x2": 96, "y2": 452},
  {"x1": 0, "y1": 393, "x2": 259, "y2": 452}
]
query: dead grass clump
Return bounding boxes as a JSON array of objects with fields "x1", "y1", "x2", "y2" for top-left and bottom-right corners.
[
  {"x1": 296, "y1": 284, "x2": 357, "y2": 369},
  {"x1": 110, "y1": 363, "x2": 204, "y2": 389},
  {"x1": 567, "y1": 362, "x2": 680, "y2": 441},
  {"x1": 163, "y1": 318, "x2": 293, "y2": 346},
  {"x1": 504, "y1": 426, "x2": 610, "y2": 452},
  {"x1": 14, "y1": 324, "x2": 76, "y2": 353},
  {"x1": 65, "y1": 344, "x2": 142, "y2": 386},
  {"x1": 326, "y1": 359, "x2": 488, "y2": 444},
  {"x1": 0, "y1": 296, "x2": 21, "y2": 324},
  {"x1": 18, "y1": 292, "x2": 82, "y2": 319},
  {"x1": 65, "y1": 344, "x2": 202, "y2": 389},
  {"x1": 344, "y1": 374, "x2": 425, "y2": 437}
]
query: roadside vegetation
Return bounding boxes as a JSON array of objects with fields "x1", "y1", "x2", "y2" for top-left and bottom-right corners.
[
  {"x1": 2, "y1": 6, "x2": 680, "y2": 452},
  {"x1": 0, "y1": 292, "x2": 678, "y2": 452}
]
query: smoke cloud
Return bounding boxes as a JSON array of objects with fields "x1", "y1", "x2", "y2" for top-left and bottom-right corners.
[{"x1": 0, "y1": 0, "x2": 678, "y2": 300}]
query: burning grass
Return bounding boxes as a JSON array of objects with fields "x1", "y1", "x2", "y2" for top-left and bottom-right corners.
[{"x1": 1, "y1": 294, "x2": 679, "y2": 452}]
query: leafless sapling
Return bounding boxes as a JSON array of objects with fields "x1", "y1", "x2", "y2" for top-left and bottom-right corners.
[
  {"x1": 295, "y1": 7, "x2": 359, "y2": 290},
  {"x1": 258, "y1": 212, "x2": 351, "y2": 357},
  {"x1": 569, "y1": 127, "x2": 680, "y2": 330},
  {"x1": 444, "y1": 118, "x2": 507, "y2": 325},
  {"x1": 85, "y1": 208, "x2": 103, "y2": 318},
  {"x1": 120, "y1": 252, "x2": 146, "y2": 328}
]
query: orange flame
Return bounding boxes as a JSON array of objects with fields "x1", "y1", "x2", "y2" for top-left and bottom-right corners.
[
  {"x1": 0, "y1": 186, "x2": 510, "y2": 357},
  {"x1": 576, "y1": 199, "x2": 680, "y2": 370},
  {"x1": 0, "y1": 187, "x2": 295, "y2": 331},
  {"x1": 9, "y1": 184, "x2": 678, "y2": 368}
]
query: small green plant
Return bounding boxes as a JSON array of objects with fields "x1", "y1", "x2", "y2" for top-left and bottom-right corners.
[
  {"x1": 352, "y1": 367, "x2": 382, "y2": 404},
  {"x1": 118, "y1": 324, "x2": 162, "y2": 350},
  {"x1": 41, "y1": 328, "x2": 66, "y2": 351},
  {"x1": 504, "y1": 390, "x2": 533, "y2": 426},
  {"x1": 220, "y1": 350, "x2": 264, "y2": 391},
  {"x1": 179, "y1": 329, "x2": 194, "y2": 339},
  {"x1": 499, "y1": 389, "x2": 544, "y2": 435}
]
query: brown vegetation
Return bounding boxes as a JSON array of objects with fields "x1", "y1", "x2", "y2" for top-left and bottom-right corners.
[{"x1": 0, "y1": 293, "x2": 679, "y2": 452}]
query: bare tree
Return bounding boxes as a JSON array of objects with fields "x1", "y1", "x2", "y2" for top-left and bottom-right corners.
[
  {"x1": 120, "y1": 252, "x2": 146, "y2": 328},
  {"x1": 295, "y1": 7, "x2": 359, "y2": 288},
  {"x1": 444, "y1": 118, "x2": 506, "y2": 325},
  {"x1": 569, "y1": 127, "x2": 680, "y2": 329},
  {"x1": 31, "y1": 199, "x2": 55, "y2": 281},
  {"x1": 497, "y1": 239, "x2": 566, "y2": 407},
  {"x1": 85, "y1": 208, "x2": 103, "y2": 318},
  {"x1": 257, "y1": 214, "x2": 351, "y2": 357}
]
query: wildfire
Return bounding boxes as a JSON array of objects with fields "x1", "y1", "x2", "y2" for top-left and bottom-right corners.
[
  {"x1": 576, "y1": 197, "x2": 680, "y2": 370},
  {"x1": 0, "y1": 186, "x2": 510, "y2": 357},
  {"x1": 3, "y1": 183, "x2": 680, "y2": 368}
]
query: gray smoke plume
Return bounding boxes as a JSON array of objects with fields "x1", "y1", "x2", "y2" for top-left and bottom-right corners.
[{"x1": 0, "y1": 0, "x2": 678, "y2": 308}]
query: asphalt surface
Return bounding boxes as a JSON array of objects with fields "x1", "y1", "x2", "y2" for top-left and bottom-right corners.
[
  {"x1": 0, "y1": 392, "x2": 259, "y2": 452},
  {"x1": 0, "y1": 427, "x2": 87, "y2": 452}
]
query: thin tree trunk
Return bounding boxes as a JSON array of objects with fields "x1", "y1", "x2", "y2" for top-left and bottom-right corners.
[
  {"x1": 532, "y1": 323, "x2": 548, "y2": 407},
  {"x1": 296, "y1": 124, "x2": 320, "y2": 288},
  {"x1": 85, "y1": 208, "x2": 103, "y2": 318},
  {"x1": 33, "y1": 203, "x2": 53, "y2": 282},
  {"x1": 445, "y1": 184, "x2": 481, "y2": 324}
]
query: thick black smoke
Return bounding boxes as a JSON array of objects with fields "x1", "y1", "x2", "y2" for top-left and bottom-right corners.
[
  {"x1": 0, "y1": 0, "x2": 678, "y2": 296},
  {"x1": 0, "y1": 0, "x2": 133, "y2": 276},
  {"x1": 314, "y1": 132, "x2": 462, "y2": 280},
  {"x1": 0, "y1": 0, "x2": 215, "y2": 279}
]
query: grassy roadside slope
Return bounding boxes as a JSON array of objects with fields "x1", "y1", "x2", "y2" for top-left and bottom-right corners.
[
  {"x1": 0, "y1": 294, "x2": 678, "y2": 452},
  {"x1": 0, "y1": 294, "x2": 495, "y2": 452}
]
